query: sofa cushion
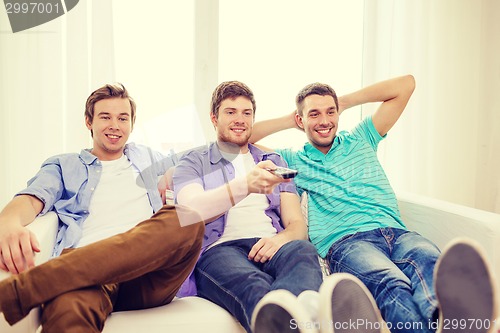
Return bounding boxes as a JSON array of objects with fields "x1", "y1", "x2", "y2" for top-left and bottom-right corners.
[{"x1": 103, "y1": 297, "x2": 244, "y2": 332}]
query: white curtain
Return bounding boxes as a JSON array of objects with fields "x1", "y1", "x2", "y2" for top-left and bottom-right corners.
[
  {"x1": 2, "y1": 0, "x2": 499, "y2": 214},
  {"x1": 362, "y1": 0, "x2": 500, "y2": 213},
  {"x1": 0, "y1": 0, "x2": 115, "y2": 207}
]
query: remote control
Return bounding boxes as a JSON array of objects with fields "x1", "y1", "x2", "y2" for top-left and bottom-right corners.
[{"x1": 268, "y1": 167, "x2": 298, "y2": 179}]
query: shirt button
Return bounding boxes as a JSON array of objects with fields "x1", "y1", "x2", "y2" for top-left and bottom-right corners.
[
  {"x1": 90, "y1": 187, "x2": 95, "y2": 191},
  {"x1": 96, "y1": 170, "x2": 100, "y2": 173}
]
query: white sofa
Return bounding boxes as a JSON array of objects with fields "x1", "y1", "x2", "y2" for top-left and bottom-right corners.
[{"x1": 1, "y1": 191, "x2": 500, "y2": 333}]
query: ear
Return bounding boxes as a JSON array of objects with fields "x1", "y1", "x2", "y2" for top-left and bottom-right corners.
[
  {"x1": 85, "y1": 116, "x2": 92, "y2": 130},
  {"x1": 295, "y1": 113, "x2": 305, "y2": 130},
  {"x1": 210, "y1": 112, "x2": 218, "y2": 128}
]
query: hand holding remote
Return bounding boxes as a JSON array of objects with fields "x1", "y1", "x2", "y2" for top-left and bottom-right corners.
[{"x1": 267, "y1": 167, "x2": 298, "y2": 179}]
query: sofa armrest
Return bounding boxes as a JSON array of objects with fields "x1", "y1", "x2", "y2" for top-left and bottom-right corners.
[
  {"x1": 0, "y1": 211, "x2": 59, "y2": 333},
  {"x1": 27, "y1": 212, "x2": 59, "y2": 265},
  {"x1": 397, "y1": 191, "x2": 500, "y2": 292}
]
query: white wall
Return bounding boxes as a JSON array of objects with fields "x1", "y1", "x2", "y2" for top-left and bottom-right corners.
[
  {"x1": 217, "y1": 0, "x2": 364, "y2": 150},
  {"x1": 1, "y1": 0, "x2": 499, "y2": 214},
  {"x1": 362, "y1": 0, "x2": 500, "y2": 213},
  {"x1": 0, "y1": 0, "x2": 94, "y2": 207},
  {"x1": 112, "y1": 0, "x2": 204, "y2": 154}
]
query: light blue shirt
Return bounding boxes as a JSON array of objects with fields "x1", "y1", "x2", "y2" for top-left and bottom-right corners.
[
  {"x1": 277, "y1": 116, "x2": 406, "y2": 257},
  {"x1": 17, "y1": 143, "x2": 177, "y2": 257}
]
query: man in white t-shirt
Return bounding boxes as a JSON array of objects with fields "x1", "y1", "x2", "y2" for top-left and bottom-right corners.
[
  {"x1": 0, "y1": 83, "x2": 204, "y2": 332},
  {"x1": 173, "y1": 81, "x2": 384, "y2": 333}
]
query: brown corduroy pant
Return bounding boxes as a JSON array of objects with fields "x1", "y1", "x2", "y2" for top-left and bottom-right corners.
[{"x1": 0, "y1": 205, "x2": 204, "y2": 333}]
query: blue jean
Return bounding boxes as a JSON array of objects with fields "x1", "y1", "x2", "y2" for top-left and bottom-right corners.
[
  {"x1": 195, "y1": 238, "x2": 323, "y2": 332},
  {"x1": 326, "y1": 228, "x2": 440, "y2": 333}
]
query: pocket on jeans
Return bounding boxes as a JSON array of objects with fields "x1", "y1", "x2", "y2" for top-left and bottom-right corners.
[
  {"x1": 325, "y1": 233, "x2": 357, "y2": 270},
  {"x1": 328, "y1": 233, "x2": 357, "y2": 254}
]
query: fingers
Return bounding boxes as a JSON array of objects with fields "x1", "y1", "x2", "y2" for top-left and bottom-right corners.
[
  {"x1": 249, "y1": 162, "x2": 289, "y2": 194},
  {"x1": 158, "y1": 181, "x2": 167, "y2": 204},
  {"x1": 30, "y1": 230, "x2": 41, "y2": 253},
  {"x1": 22, "y1": 231, "x2": 40, "y2": 270},
  {"x1": 248, "y1": 239, "x2": 278, "y2": 263},
  {"x1": 9, "y1": 235, "x2": 25, "y2": 273},
  {"x1": 160, "y1": 189, "x2": 166, "y2": 205},
  {"x1": 0, "y1": 259, "x2": 7, "y2": 272},
  {"x1": 1, "y1": 240, "x2": 19, "y2": 274},
  {"x1": 0, "y1": 244, "x2": 8, "y2": 272},
  {"x1": 256, "y1": 160, "x2": 277, "y2": 170},
  {"x1": 0, "y1": 230, "x2": 38, "y2": 274}
]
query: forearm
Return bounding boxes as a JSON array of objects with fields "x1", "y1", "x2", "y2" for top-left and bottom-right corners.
[
  {"x1": 339, "y1": 75, "x2": 415, "y2": 114},
  {"x1": 276, "y1": 219, "x2": 308, "y2": 242},
  {"x1": 177, "y1": 177, "x2": 249, "y2": 223},
  {"x1": 0, "y1": 195, "x2": 43, "y2": 227},
  {"x1": 250, "y1": 112, "x2": 297, "y2": 143}
]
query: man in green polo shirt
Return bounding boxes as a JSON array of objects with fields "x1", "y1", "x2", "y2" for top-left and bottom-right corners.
[{"x1": 251, "y1": 75, "x2": 497, "y2": 333}]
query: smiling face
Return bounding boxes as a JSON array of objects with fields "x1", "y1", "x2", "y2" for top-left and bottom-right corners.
[
  {"x1": 85, "y1": 97, "x2": 132, "y2": 161},
  {"x1": 296, "y1": 94, "x2": 339, "y2": 154},
  {"x1": 211, "y1": 96, "x2": 254, "y2": 153}
]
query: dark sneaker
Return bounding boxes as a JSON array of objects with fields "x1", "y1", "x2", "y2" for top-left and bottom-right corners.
[
  {"x1": 435, "y1": 238, "x2": 498, "y2": 333},
  {"x1": 251, "y1": 289, "x2": 319, "y2": 333},
  {"x1": 318, "y1": 273, "x2": 384, "y2": 333}
]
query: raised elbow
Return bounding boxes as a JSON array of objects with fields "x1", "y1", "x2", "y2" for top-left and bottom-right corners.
[{"x1": 404, "y1": 74, "x2": 416, "y2": 93}]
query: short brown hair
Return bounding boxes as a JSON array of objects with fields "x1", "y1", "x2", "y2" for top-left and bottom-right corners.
[
  {"x1": 85, "y1": 83, "x2": 137, "y2": 129},
  {"x1": 210, "y1": 81, "x2": 256, "y2": 118},
  {"x1": 295, "y1": 83, "x2": 338, "y2": 116}
]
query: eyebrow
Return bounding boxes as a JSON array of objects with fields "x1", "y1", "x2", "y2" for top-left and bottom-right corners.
[
  {"x1": 96, "y1": 111, "x2": 130, "y2": 117},
  {"x1": 222, "y1": 107, "x2": 253, "y2": 112},
  {"x1": 307, "y1": 106, "x2": 337, "y2": 114}
]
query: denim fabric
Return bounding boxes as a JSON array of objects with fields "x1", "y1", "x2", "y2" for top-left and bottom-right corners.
[
  {"x1": 195, "y1": 238, "x2": 323, "y2": 333},
  {"x1": 327, "y1": 227, "x2": 440, "y2": 333}
]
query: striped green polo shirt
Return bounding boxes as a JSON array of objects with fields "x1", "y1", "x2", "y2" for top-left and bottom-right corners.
[{"x1": 277, "y1": 116, "x2": 406, "y2": 257}]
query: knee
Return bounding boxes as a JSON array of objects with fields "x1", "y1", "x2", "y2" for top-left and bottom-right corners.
[
  {"x1": 289, "y1": 239, "x2": 318, "y2": 255},
  {"x1": 278, "y1": 240, "x2": 319, "y2": 263},
  {"x1": 174, "y1": 205, "x2": 205, "y2": 242},
  {"x1": 153, "y1": 205, "x2": 205, "y2": 241},
  {"x1": 378, "y1": 273, "x2": 412, "y2": 293},
  {"x1": 155, "y1": 205, "x2": 204, "y2": 230}
]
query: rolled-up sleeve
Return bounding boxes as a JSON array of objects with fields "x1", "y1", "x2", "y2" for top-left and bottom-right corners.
[
  {"x1": 16, "y1": 158, "x2": 64, "y2": 216},
  {"x1": 173, "y1": 151, "x2": 205, "y2": 199}
]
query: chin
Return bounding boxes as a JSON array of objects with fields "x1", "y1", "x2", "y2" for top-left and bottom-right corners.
[
  {"x1": 311, "y1": 136, "x2": 334, "y2": 147},
  {"x1": 231, "y1": 136, "x2": 250, "y2": 146}
]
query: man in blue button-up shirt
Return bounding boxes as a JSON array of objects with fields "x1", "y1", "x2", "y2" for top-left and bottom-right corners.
[
  {"x1": 173, "y1": 81, "x2": 323, "y2": 333},
  {"x1": 0, "y1": 83, "x2": 204, "y2": 332}
]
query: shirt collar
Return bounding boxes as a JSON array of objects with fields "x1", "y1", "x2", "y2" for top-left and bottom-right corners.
[
  {"x1": 79, "y1": 149, "x2": 99, "y2": 165},
  {"x1": 209, "y1": 142, "x2": 274, "y2": 164},
  {"x1": 303, "y1": 136, "x2": 341, "y2": 161},
  {"x1": 79, "y1": 143, "x2": 132, "y2": 165}
]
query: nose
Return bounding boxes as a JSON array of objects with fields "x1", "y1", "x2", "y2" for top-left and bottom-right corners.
[
  {"x1": 319, "y1": 113, "x2": 329, "y2": 125},
  {"x1": 234, "y1": 112, "x2": 245, "y2": 123},
  {"x1": 109, "y1": 118, "x2": 119, "y2": 130}
]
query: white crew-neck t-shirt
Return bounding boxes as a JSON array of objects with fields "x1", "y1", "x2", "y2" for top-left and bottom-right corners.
[
  {"x1": 76, "y1": 154, "x2": 153, "y2": 248},
  {"x1": 209, "y1": 151, "x2": 277, "y2": 249}
]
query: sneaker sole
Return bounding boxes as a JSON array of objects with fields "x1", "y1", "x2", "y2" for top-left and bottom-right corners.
[
  {"x1": 434, "y1": 238, "x2": 498, "y2": 333},
  {"x1": 252, "y1": 289, "x2": 319, "y2": 333},
  {"x1": 319, "y1": 273, "x2": 383, "y2": 333}
]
